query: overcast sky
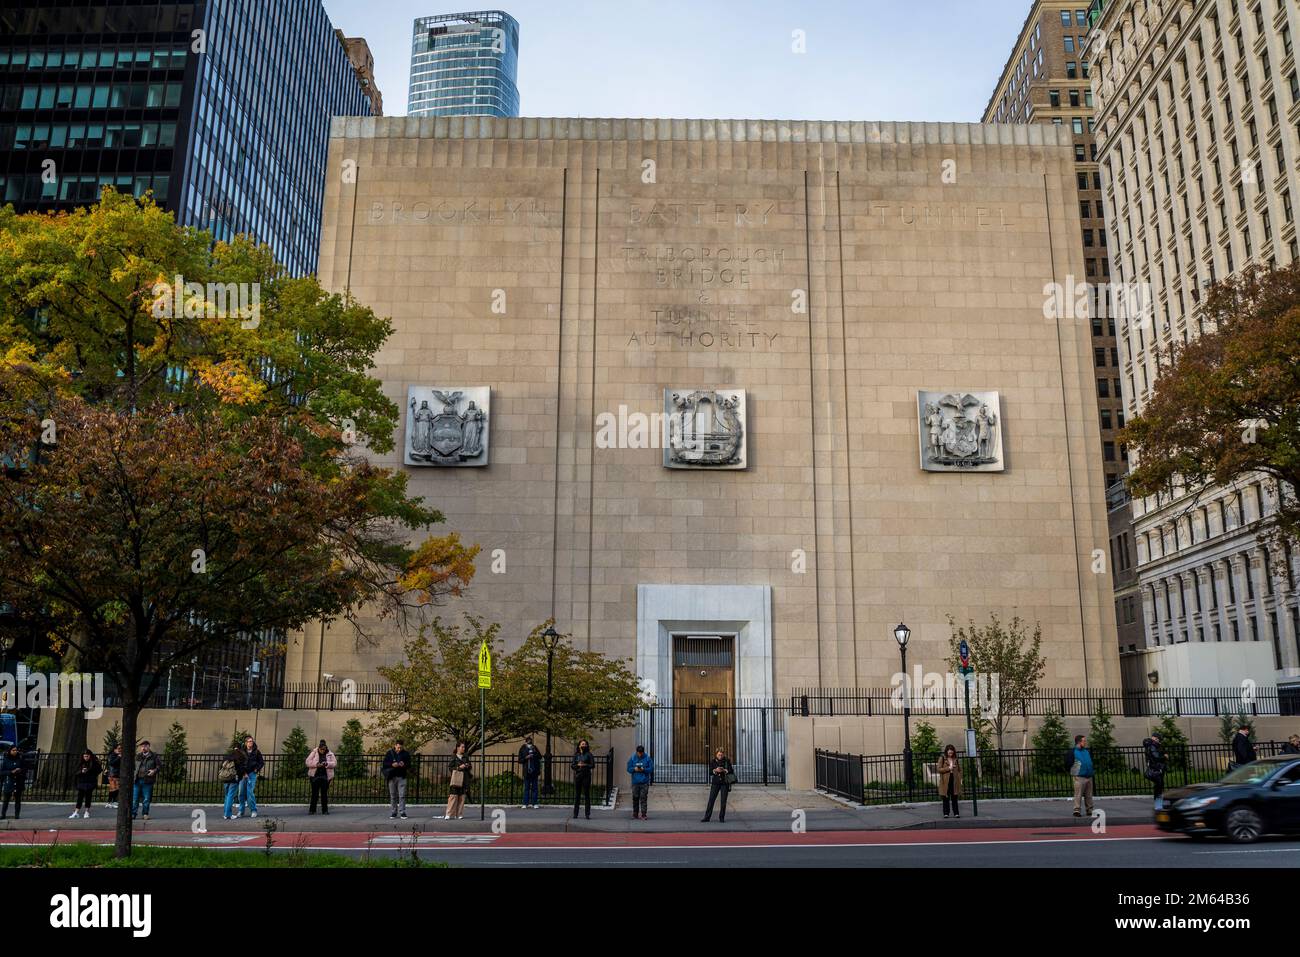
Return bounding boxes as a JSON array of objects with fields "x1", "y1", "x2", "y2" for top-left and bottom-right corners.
[{"x1": 321, "y1": 0, "x2": 1034, "y2": 122}]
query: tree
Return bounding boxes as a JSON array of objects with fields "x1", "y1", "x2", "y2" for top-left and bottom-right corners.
[
  {"x1": 102, "y1": 721, "x2": 121, "y2": 756},
  {"x1": 1152, "y1": 712, "x2": 1189, "y2": 773},
  {"x1": 945, "y1": 614, "x2": 1046, "y2": 750},
  {"x1": 1122, "y1": 261, "x2": 1300, "y2": 548},
  {"x1": 228, "y1": 728, "x2": 252, "y2": 753},
  {"x1": 1217, "y1": 708, "x2": 1255, "y2": 745},
  {"x1": 372, "y1": 616, "x2": 641, "y2": 755},
  {"x1": 282, "y1": 725, "x2": 310, "y2": 774},
  {"x1": 1088, "y1": 700, "x2": 1125, "y2": 774},
  {"x1": 1031, "y1": 707, "x2": 1072, "y2": 774},
  {"x1": 161, "y1": 722, "x2": 188, "y2": 784},
  {"x1": 338, "y1": 719, "x2": 366, "y2": 779},
  {"x1": 0, "y1": 191, "x2": 479, "y2": 857},
  {"x1": 910, "y1": 720, "x2": 942, "y2": 783}
]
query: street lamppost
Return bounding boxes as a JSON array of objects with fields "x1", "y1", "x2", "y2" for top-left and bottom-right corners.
[
  {"x1": 894, "y1": 622, "x2": 914, "y2": 801},
  {"x1": 539, "y1": 624, "x2": 560, "y2": 797}
]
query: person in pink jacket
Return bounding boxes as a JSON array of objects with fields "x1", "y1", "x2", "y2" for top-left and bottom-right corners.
[{"x1": 306, "y1": 740, "x2": 337, "y2": 815}]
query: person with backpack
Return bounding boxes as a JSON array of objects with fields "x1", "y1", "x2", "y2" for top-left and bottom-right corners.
[
  {"x1": 701, "y1": 747, "x2": 735, "y2": 823},
  {"x1": 0, "y1": 745, "x2": 26, "y2": 820},
  {"x1": 383, "y1": 739, "x2": 411, "y2": 820},
  {"x1": 1143, "y1": 731, "x2": 1167, "y2": 811},
  {"x1": 444, "y1": 742, "x2": 472, "y2": 820},
  {"x1": 220, "y1": 746, "x2": 247, "y2": 821},
  {"x1": 572, "y1": 739, "x2": 595, "y2": 820},
  {"x1": 237, "y1": 736, "x2": 264, "y2": 818},
  {"x1": 1069, "y1": 734, "x2": 1095, "y2": 818},
  {"x1": 69, "y1": 748, "x2": 101, "y2": 819},
  {"x1": 306, "y1": 739, "x2": 336, "y2": 815},
  {"x1": 105, "y1": 744, "x2": 123, "y2": 809},
  {"x1": 132, "y1": 740, "x2": 161, "y2": 820},
  {"x1": 626, "y1": 745, "x2": 654, "y2": 820},
  {"x1": 518, "y1": 736, "x2": 542, "y2": 809}
]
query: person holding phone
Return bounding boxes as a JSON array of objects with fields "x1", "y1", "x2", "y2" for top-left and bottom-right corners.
[
  {"x1": 936, "y1": 743, "x2": 963, "y2": 818},
  {"x1": 701, "y1": 747, "x2": 734, "y2": 823},
  {"x1": 444, "y1": 742, "x2": 472, "y2": 819},
  {"x1": 383, "y1": 739, "x2": 411, "y2": 819},
  {"x1": 626, "y1": 744, "x2": 654, "y2": 820},
  {"x1": 572, "y1": 739, "x2": 595, "y2": 819},
  {"x1": 306, "y1": 739, "x2": 336, "y2": 815}
]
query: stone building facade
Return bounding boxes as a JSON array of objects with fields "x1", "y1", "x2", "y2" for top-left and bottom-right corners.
[{"x1": 303, "y1": 116, "x2": 1121, "y2": 707}]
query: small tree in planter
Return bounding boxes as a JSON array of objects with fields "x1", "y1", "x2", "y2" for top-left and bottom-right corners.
[
  {"x1": 1152, "y1": 712, "x2": 1189, "y2": 775},
  {"x1": 1088, "y1": 700, "x2": 1126, "y2": 774},
  {"x1": 338, "y1": 719, "x2": 367, "y2": 780},
  {"x1": 102, "y1": 721, "x2": 121, "y2": 756},
  {"x1": 282, "y1": 726, "x2": 310, "y2": 775},
  {"x1": 161, "y1": 721, "x2": 188, "y2": 784},
  {"x1": 1031, "y1": 707, "x2": 1072, "y2": 775},
  {"x1": 910, "y1": 720, "x2": 942, "y2": 785}
]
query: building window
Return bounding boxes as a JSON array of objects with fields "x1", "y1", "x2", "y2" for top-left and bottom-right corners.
[
  {"x1": 1104, "y1": 441, "x2": 1116, "y2": 461},
  {"x1": 1100, "y1": 409, "x2": 1113, "y2": 429},
  {"x1": 1098, "y1": 378, "x2": 1109, "y2": 398},
  {"x1": 1050, "y1": 89, "x2": 1060, "y2": 107},
  {"x1": 1066, "y1": 61, "x2": 1078, "y2": 78},
  {"x1": 1064, "y1": 36, "x2": 1075, "y2": 53},
  {"x1": 1073, "y1": 117, "x2": 1085, "y2": 134}
]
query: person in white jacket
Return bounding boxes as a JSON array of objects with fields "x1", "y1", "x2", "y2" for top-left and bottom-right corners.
[{"x1": 306, "y1": 740, "x2": 337, "y2": 815}]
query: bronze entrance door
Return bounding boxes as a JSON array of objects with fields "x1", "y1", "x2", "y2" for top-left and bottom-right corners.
[{"x1": 671, "y1": 635, "x2": 735, "y2": 766}]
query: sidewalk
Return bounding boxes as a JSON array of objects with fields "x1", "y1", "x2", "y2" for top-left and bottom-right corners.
[{"x1": 1, "y1": 788, "x2": 1157, "y2": 834}]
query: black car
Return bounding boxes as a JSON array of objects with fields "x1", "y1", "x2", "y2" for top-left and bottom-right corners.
[{"x1": 1156, "y1": 756, "x2": 1300, "y2": 843}]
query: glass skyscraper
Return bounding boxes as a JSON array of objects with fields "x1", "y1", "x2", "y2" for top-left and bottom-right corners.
[
  {"x1": 408, "y1": 11, "x2": 519, "y2": 118},
  {"x1": 0, "y1": 0, "x2": 374, "y2": 276}
]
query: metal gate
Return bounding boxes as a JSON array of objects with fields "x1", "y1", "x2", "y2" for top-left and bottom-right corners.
[{"x1": 636, "y1": 698, "x2": 787, "y2": 784}]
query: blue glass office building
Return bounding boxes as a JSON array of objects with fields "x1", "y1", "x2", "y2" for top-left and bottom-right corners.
[
  {"x1": 408, "y1": 11, "x2": 519, "y2": 118},
  {"x1": 0, "y1": 1, "x2": 374, "y2": 275}
]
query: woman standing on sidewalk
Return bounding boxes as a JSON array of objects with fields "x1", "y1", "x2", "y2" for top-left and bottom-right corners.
[
  {"x1": 572, "y1": 739, "x2": 595, "y2": 819},
  {"x1": 1143, "y1": 732, "x2": 1167, "y2": 811},
  {"x1": 70, "y1": 749, "x2": 101, "y2": 819},
  {"x1": 701, "y1": 748, "x2": 734, "y2": 822},
  {"x1": 444, "y1": 742, "x2": 472, "y2": 820},
  {"x1": 937, "y1": 744, "x2": 963, "y2": 818}
]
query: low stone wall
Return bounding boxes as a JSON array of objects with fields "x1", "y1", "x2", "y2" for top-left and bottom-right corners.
[{"x1": 786, "y1": 714, "x2": 1300, "y2": 791}]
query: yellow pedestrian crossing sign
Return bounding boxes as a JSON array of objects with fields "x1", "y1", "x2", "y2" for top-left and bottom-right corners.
[{"x1": 478, "y1": 641, "x2": 492, "y2": 689}]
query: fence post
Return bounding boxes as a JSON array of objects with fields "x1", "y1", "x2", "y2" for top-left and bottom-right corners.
[{"x1": 761, "y1": 706, "x2": 769, "y2": 786}]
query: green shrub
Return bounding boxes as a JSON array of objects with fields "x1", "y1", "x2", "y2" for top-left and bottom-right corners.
[
  {"x1": 1088, "y1": 700, "x2": 1125, "y2": 773},
  {"x1": 1031, "y1": 707, "x2": 1072, "y2": 774},
  {"x1": 161, "y1": 721, "x2": 188, "y2": 784},
  {"x1": 102, "y1": 721, "x2": 121, "y2": 755},
  {"x1": 1152, "y1": 712, "x2": 1189, "y2": 772},
  {"x1": 338, "y1": 719, "x2": 366, "y2": 779},
  {"x1": 281, "y1": 726, "x2": 310, "y2": 773}
]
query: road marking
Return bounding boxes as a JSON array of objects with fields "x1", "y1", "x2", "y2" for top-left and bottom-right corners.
[
  {"x1": 1193, "y1": 846, "x2": 1300, "y2": 855},
  {"x1": 368, "y1": 835, "x2": 499, "y2": 845}
]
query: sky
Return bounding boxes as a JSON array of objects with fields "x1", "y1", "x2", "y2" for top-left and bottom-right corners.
[{"x1": 321, "y1": 0, "x2": 1036, "y2": 123}]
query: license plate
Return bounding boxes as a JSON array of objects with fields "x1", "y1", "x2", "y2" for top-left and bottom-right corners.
[{"x1": 1155, "y1": 811, "x2": 1170, "y2": 823}]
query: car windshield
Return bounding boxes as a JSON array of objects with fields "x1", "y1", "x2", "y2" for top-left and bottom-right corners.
[{"x1": 1219, "y1": 761, "x2": 1279, "y2": 785}]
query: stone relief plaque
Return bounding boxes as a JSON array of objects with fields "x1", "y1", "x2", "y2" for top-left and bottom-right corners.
[
  {"x1": 917, "y1": 391, "x2": 1004, "y2": 472},
  {"x1": 405, "y1": 386, "x2": 489, "y2": 467},
  {"x1": 663, "y1": 389, "x2": 747, "y2": 469}
]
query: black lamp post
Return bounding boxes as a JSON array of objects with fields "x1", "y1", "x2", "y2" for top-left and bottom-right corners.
[
  {"x1": 894, "y1": 622, "x2": 914, "y2": 801},
  {"x1": 539, "y1": 624, "x2": 560, "y2": 797}
]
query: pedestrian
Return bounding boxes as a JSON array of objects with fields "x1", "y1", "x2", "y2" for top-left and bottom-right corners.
[
  {"x1": 220, "y1": 745, "x2": 246, "y2": 820},
  {"x1": 701, "y1": 747, "x2": 734, "y2": 823},
  {"x1": 238, "y1": 736, "x2": 264, "y2": 818},
  {"x1": 0, "y1": 744, "x2": 26, "y2": 820},
  {"x1": 1231, "y1": 722, "x2": 1257, "y2": 769},
  {"x1": 382, "y1": 739, "x2": 411, "y2": 820},
  {"x1": 1069, "y1": 734, "x2": 1095, "y2": 818},
  {"x1": 105, "y1": 744, "x2": 122, "y2": 809},
  {"x1": 626, "y1": 745, "x2": 654, "y2": 820},
  {"x1": 518, "y1": 735, "x2": 542, "y2": 808},
  {"x1": 1282, "y1": 734, "x2": 1300, "y2": 755},
  {"x1": 937, "y1": 743, "x2": 962, "y2": 818},
  {"x1": 70, "y1": 748, "x2": 102, "y2": 819},
  {"x1": 306, "y1": 739, "x2": 336, "y2": 815},
  {"x1": 572, "y1": 739, "x2": 595, "y2": 819},
  {"x1": 132, "y1": 740, "x2": 160, "y2": 820},
  {"x1": 1143, "y1": 731, "x2": 1167, "y2": 811},
  {"x1": 444, "y1": 742, "x2": 472, "y2": 820}
]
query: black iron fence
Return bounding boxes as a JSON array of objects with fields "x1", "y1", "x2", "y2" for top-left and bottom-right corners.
[
  {"x1": 106, "y1": 679, "x2": 403, "y2": 712},
  {"x1": 636, "y1": 698, "x2": 786, "y2": 784},
  {"x1": 816, "y1": 741, "x2": 1293, "y2": 806},
  {"x1": 24, "y1": 749, "x2": 615, "y2": 807},
  {"x1": 790, "y1": 686, "x2": 1287, "y2": 718}
]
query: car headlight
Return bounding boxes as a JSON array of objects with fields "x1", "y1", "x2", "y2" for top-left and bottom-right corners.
[{"x1": 1178, "y1": 795, "x2": 1220, "y2": 811}]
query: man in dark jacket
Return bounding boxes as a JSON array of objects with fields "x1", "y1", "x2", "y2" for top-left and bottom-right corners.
[
  {"x1": 238, "y1": 736, "x2": 264, "y2": 818},
  {"x1": 571, "y1": 740, "x2": 595, "y2": 819},
  {"x1": 0, "y1": 745, "x2": 26, "y2": 819},
  {"x1": 518, "y1": 736, "x2": 542, "y2": 809},
  {"x1": 1143, "y1": 732, "x2": 1167, "y2": 811},
  {"x1": 1283, "y1": 734, "x2": 1300, "y2": 755},
  {"x1": 383, "y1": 740, "x2": 410, "y2": 819},
  {"x1": 132, "y1": 741, "x2": 161, "y2": 820},
  {"x1": 626, "y1": 745, "x2": 654, "y2": 820},
  {"x1": 1232, "y1": 724, "x2": 1257, "y2": 768}
]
